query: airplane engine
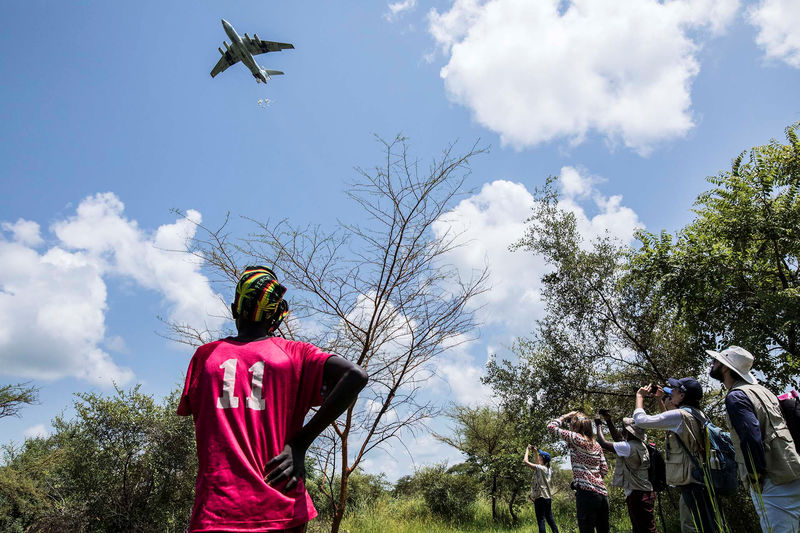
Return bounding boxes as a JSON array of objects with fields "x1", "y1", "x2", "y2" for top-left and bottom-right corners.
[
  {"x1": 223, "y1": 41, "x2": 230, "y2": 50},
  {"x1": 244, "y1": 33, "x2": 250, "y2": 41},
  {"x1": 218, "y1": 47, "x2": 224, "y2": 55},
  {"x1": 253, "y1": 33, "x2": 259, "y2": 41}
]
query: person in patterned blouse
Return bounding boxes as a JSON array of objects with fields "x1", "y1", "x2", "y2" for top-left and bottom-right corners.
[{"x1": 548, "y1": 410, "x2": 610, "y2": 533}]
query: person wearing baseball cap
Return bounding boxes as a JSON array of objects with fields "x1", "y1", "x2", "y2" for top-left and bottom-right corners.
[
  {"x1": 708, "y1": 345, "x2": 800, "y2": 533},
  {"x1": 595, "y1": 412, "x2": 658, "y2": 533},
  {"x1": 523, "y1": 445, "x2": 559, "y2": 533},
  {"x1": 633, "y1": 378, "x2": 723, "y2": 532},
  {"x1": 177, "y1": 266, "x2": 368, "y2": 533}
]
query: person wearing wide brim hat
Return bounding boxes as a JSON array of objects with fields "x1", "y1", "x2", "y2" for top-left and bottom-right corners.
[
  {"x1": 706, "y1": 345, "x2": 758, "y2": 385},
  {"x1": 709, "y1": 345, "x2": 800, "y2": 533},
  {"x1": 595, "y1": 412, "x2": 657, "y2": 533}
]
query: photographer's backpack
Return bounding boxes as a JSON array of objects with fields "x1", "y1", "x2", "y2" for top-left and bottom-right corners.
[
  {"x1": 678, "y1": 407, "x2": 739, "y2": 496},
  {"x1": 778, "y1": 391, "x2": 800, "y2": 454},
  {"x1": 645, "y1": 442, "x2": 667, "y2": 492}
]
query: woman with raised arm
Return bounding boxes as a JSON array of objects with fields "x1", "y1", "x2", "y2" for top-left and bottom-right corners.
[
  {"x1": 548, "y1": 410, "x2": 609, "y2": 533},
  {"x1": 523, "y1": 444, "x2": 559, "y2": 533}
]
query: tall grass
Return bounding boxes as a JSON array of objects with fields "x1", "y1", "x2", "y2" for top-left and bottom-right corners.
[{"x1": 317, "y1": 493, "x2": 634, "y2": 533}]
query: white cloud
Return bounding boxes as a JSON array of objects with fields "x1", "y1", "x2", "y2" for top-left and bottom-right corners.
[
  {"x1": 436, "y1": 346, "x2": 494, "y2": 405},
  {"x1": 23, "y1": 424, "x2": 49, "y2": 439},
  {"x1": 433, "y1": 179, "x2": 545, "y2": 332},
  {"x1": 0, "y1": 193, "x2": 227, "y2": 386},
  {"x1": 560, "y1": 166, "x2": 597, "y2": 198},
  {"x1": 433, "y1": 168, "x2": 642, "y2": 334},
  {"x1": 557, "y1": 166, "x2": 643, "y2": 245},
  {"x1": 1, "y1": 219, "x2": 44, "y2": 247},
  {"x1": 385, "y1": 0, "x2": 418, "y2": 21},
  {"x1": 748, "y1": 0, "x2": 800, "y2": 68},
  {"x1": 428, "y1": 0, "x2": 740, "y2": 153}
]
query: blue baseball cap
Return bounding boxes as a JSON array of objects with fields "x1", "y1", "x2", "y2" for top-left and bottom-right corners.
[
  {"x1": 666, "y1": 377, "x2": 703, "y2": 404},
  {"x1": 538, "y1": 450, "x2": 551, "y2": 462}
]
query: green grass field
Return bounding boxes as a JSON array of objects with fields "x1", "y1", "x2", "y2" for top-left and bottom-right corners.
[{"x1": 310, "y1": 493, "x2": 639, "y2": 533}]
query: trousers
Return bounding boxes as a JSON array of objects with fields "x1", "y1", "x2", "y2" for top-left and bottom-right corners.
[
  {"x1": 750, "y1": 477, "x2": 800, "y2": 533},
  {"x1": 534, "y1": 497, "x2": 559, "y2": 533},
  {"x1": 679, "y1": 483, "x2": 723, "y2": 533},
  {"x1": 625, "y1": 489, "x2": 659, "y2": 533},
  {"x1": 575, "y1": 488, "x2": 610, "y2": 533}
]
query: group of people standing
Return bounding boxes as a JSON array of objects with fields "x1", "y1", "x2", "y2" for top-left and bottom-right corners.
[{"x1": 523, "y1": 346, "x2": 800, "y2": 533}]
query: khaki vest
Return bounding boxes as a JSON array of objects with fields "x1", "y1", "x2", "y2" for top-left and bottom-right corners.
[
  {"x1": 529, "y1": 465, "x2": 552, "y2": 500},
  {"x1": 728, "y1": 381, "x2": 800, "y2": 485},
  {"x1": 612, "y1": 439, "x2": 653, "y2": 492},
  {"x1": 664, "y1": 409, "x2": 703, "y2": 486}
]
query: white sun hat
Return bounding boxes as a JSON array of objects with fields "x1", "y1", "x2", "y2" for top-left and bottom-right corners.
[{"x1": 705, "y1": 345, "x2": 757, "y2": 384}]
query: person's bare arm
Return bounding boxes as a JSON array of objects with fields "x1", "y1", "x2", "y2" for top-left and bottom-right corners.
[
  {"x1": 523, "y1": 445, "x2": 537, "y2": 468},
  {"x1": 594, "y1": 418, "x2": 617, "y2": 453},
  {"x1": 265, "y1": 355, "x2": 368, "y2": 491},
  {"x1": 599, "y1": 409, "x2": 624, "y2": 442}
]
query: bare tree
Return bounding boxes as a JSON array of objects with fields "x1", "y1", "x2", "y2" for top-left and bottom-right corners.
[{"x1": 172, "y1": 136, "x2": 488, "y2": 532}]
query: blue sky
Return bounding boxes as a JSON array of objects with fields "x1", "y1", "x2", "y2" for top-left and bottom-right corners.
[{"x1": 1, "y1": 0, "x2": 799, "y2": 478}]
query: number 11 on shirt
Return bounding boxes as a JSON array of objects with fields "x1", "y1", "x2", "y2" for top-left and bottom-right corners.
[{"x1": 216, "y1": 358, "x2": 266, "y2": 411}]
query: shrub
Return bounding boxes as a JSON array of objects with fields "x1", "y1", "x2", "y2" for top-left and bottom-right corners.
[{"x1": 414, "y1": 464, "x2": 479, "y2": 523}]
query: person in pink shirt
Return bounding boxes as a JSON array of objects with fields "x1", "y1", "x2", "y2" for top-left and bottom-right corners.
[{"x1": 177, "y1": 266, "x2": 368, "y2": 532}]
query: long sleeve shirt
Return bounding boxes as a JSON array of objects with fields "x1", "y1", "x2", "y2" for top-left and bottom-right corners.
[
  {"x1": 547, "y1": 419, "x2": 608, "y2": 495},
  {"x1": 725, "y1": 389, "x2": 766, "y2": 477},
  {"x1": 632, "y1": 408, "x2": 685, "y2": 433}
]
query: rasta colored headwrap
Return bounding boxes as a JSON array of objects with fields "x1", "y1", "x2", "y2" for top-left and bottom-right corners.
[{"x1": 233, "y1": 266, "x2": 289, "y2": 331}]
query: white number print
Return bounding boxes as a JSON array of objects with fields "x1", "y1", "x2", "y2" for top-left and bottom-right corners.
[
  {"x1": 246, "y1": 361, "x2": 266, "y2": 410},
  {"x1": 216, "y1": 358, "x2": 240, "y2": 409},
  {"x1": 216, "y1": 359, "x2": 267, "y2": 410}
]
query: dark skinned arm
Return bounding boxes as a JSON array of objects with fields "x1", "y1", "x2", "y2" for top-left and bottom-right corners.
[
  {"x1": 594, "y1": 418, "x2": 617, "y2": 454},
  {"x1": 265, "y1": 355, "x2": 368, "y2": 491},
  {"x1": 603, "y1": 413, "x2": 624, "y2": 442}
]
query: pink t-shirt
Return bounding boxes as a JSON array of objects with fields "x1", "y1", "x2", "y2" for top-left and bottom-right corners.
[{"x1": 177, "y1": 337, "x2": 333, "y2": 532}]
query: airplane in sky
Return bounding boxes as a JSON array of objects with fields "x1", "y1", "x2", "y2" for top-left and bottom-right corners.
[{"x1": 211, "y1": 19, "x2": 294, "y2": 83}]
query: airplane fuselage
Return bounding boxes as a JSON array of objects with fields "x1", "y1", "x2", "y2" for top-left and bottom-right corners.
[{"x1": 221, "y1": 19, "x2": 267, "y2": 83}]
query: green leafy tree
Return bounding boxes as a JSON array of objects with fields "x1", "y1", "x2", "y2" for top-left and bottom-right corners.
[
  {"x1": 436, "y1": 405, "x2": 532, "y2": 523},
  {"x1": 0, "y1": 382, "x2": 38, "y2": 419},
  {"x1": 410, "y1": 463, "x2": 479, "y2": 523},
  {"x1": 492, "y1": 178, "x2": 696, "y2": 420},
  {"x1": 636, "y1": 121, "x2": 800, "y2": 387},
  {"x1": 0, "y1": 386, "x2": 196, "y2": 532}
]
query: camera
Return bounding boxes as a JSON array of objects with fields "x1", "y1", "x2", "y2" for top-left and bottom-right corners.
[
  {"x1": 648, "y1": 384, "x2": 658, "y2": 395},
  {"x1": 598, "y1": 408, "x2": 610, "y2": 417}
]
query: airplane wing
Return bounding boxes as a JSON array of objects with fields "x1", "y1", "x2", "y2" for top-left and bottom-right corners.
[
  {"x1": 210, "y1": 49, "x2": 240, "y2": 78},
  {"x1": 245, "y1": 39, "x2": 294, "y2": 56}
]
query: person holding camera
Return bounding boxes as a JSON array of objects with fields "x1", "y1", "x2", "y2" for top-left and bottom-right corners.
[
  {"x1": 548, "y1": 410, "x2": 609, "y2": 533},
  {"x1": 632, "y1": 379, "x2": 722, "y2": 533},
  {"x1": 595, "y1": 410, "x2": 659, "y2": 533},
  {"x1": 523, "y1": 445, "x2": 559, "y2": 533},
  {"x1": 708, "y1": 346, "x2": 800, "y2": 533}
]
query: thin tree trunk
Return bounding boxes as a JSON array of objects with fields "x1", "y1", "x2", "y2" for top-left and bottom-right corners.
[
  {"x1": 491, "y1": 474, "x2": 497, "y2": 522},
  {"x1": 330, "y1": 453, "x2": 350, "y2": 533},
  {"x1": 509, "y1": 489, "x2": 518, "y2": 523}
]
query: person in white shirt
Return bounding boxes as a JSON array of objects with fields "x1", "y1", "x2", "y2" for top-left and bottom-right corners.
[
  {"x1": 595, "y1": 411, "x2": 658, "y2": 533},
  {"x1": 632, "y1": 378, "x2": 724, "y2": 533}
]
